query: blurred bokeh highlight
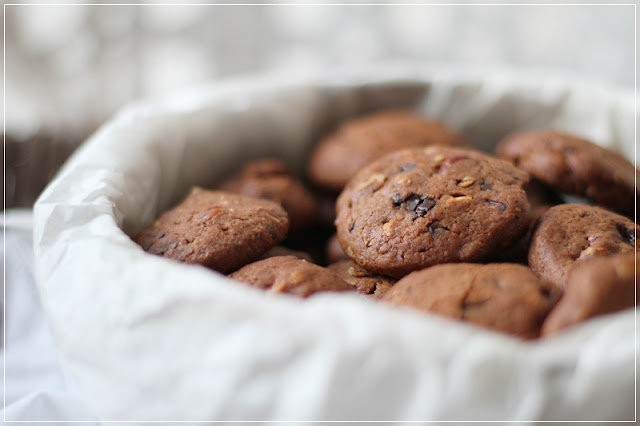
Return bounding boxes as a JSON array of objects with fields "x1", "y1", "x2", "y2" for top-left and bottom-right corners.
[{"x1": 3, "y1": 3, "x2": 635, "y2": 207}]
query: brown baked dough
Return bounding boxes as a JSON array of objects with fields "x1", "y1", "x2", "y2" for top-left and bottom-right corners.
[
  {"x1": 383, "y1": 263, "x2": 560, "y2": 339},
  {"x1": 133, "y1": 188, "x2": 289, "y2": 273},
  {"x1": 308, "y1": 110, "x2": 468, "y2": 192},
  {"x1": 219, "y1": 158, "x2": 317, "y2": 231},
  {"x1": 336, "y1": 146, "x2": 530, "y2": 277},
  {"x1": 328, "y1": 260, "x2": 395, "y2": 298},
  {"x1": 542, "y1": 253, "x2": 638, "y2": 336},
  {"x1": 230, "y1": 256, "x2": 354, "y2": 297},
  {"x1": 496, "y1": 130, "x2": 638, "y2": 218},
  {"x1": 528, "y1": 204, "x2": 637, "y2": 289}
]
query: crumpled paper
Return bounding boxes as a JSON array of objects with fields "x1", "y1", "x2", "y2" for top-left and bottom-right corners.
[{"x1": 33, "y1": 66, "x2": 637, "y2": 421}]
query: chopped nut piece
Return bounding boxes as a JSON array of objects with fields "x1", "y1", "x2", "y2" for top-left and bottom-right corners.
[
  {"x1": 395, "y1": 176, "x2": 412, "y2": 185},
  {"x1": 382, "y1": 218, "x2": 400, "y2": 236},
  {"x1": 289, "y1": 270, "x2": 304, "y2": 284},
  {"x1": 348, "y1": 266, "x2": 370, "y2": 278},
  {"x1": 458, "y1": 176, "x2": 475, "y2": 188},
  {"x1": 356, "y1": 173, "x2": 387, "y2": 191},
  {"x1": 451, "y1": 195, "x2": 472, "y2": 202}
]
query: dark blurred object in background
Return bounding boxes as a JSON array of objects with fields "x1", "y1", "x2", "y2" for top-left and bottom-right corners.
[
  {"x1": 3, "y1": 4, "x2": 634, "y2": 208},
  {"x1": 4, "y1": 130, "x2": 92, "y2": 208}
]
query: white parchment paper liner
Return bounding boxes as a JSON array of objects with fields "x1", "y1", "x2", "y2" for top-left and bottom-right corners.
[{"x1": 34, "y1": 66, "x2": 637, "y2": 421}]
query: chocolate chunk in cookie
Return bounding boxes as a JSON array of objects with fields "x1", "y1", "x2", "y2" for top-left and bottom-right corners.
[
  {"x1": 230, "y1": 256, "x2": 354, "y2": 297},
  {"x1": 308, "y1": 110, "x2": 469, "y2": 193},
  {"x1": 328, "y1": 260, "x2": 395, "y2": 298},
  {"x1": 529, "y1": 204, "x2": 637, "y2": 289},
  {"x1": 335, "y1": 146, "x2": 531, "y2": 277},
  {"x1": 496, "y1": 130, "x2": 638, "y2": 218},
  {"x1": 382, "y1": 263, "x2": 560, "y2": 339},
  {"x1": 219, "y1": 158, "x2": 318, "y2": 231},
  {"x1": 133, "y1": 188, "x2": 289, "y2": 273}
]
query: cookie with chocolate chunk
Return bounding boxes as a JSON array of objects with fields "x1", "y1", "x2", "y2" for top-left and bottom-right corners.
[
  {"x1": 308, "y1": 111, "x2": 469, "y2": 193},
  {"x1": 328, "y1": 260, "x2": 395, "y2": 298},
  {"x1": 220, "y1": 158, "x2": 317, "y2": 231},
  {"x1": 383, "y1": 263, "x2": 559, "y2": 339},
  {"x1": 541, "y1": 253, "x2": 638, "y2": 336},
  {"x1": 528, "y1": 204, "x2": 637, "y2": 289},
  {"x1": 335, "y1": 146, "x2": 530, "y2": 278},
  {"x1": 230, "y1": 256, "x2": 354, "y2": 297},
  {"x1": 133, "y1": 188, "x2": 289, "y2": 273},
  {"x1": 496, "y1": 130, "x2": 638, "y2": 217}
]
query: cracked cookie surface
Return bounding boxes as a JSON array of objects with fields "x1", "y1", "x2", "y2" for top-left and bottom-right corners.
[
  {"x1": 335, "y1": 146, "x2": 531, "y2": 277},
  {"x1": 382, "y1": 263, "x2": 559, "y2": 339},
  {"x1": 133, "y1": 188, "x2": 289, "y2": 273},
  {"x1": 496, "y1": 130, "x2": 638, "y2": 218},
  {"x1": 230, "y1": 255, "x2": 354, "y2": 297},
  {"x1": 528, "y1": 204, "x2": 637, "y2": 289},
  {"x1": 308, "y1": 110, "x2": 468, "y2": 193}
]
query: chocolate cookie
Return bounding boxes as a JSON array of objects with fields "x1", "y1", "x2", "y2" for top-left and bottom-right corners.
[
  {"x1": 308, "y1": 110, "x2": 469, "y2": 193},
  {"x1": 328, "y1": 260, "x2": 395, "y2": 298},
  {"x1": 335, "y1": 146, "x2": 531, "y2": 277},
  {"x1": 219, "y1": 158, "x2": 317, "y2": 231},
  {"x1": 133, "y1": 188, "x2": 289, "y2": 273},
  {"x1": 541, "y1": 253, "x2": 638, "y2": 336},
  {"x1": 230, "y1": 256, "x2": 354, "y2": 297},
  {"x1": 496, "y1": 130, "x2": 638, "y2": 217},
  {"x1": 528, "y1": 204, "x2": 637, "y2": 289},
  {"x1": 382, "y1": 263, "x2": 560, "y2": 339},
  {"x1": 259, "y1": 246, "x2": 314, "y2": 263}
]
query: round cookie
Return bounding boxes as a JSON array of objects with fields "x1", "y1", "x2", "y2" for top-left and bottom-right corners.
[
  {"x1": 133, "y1": 188, "x2": 289, "y2": 273},
  {"x1": 528, "y1": 204, "x2": 637, "y2": 289},
  {"x1": 496, "y1": 130, "x2": 638, "y2": 218},
  {"x1": 328, "y1": 260, "x2": 396, "y2": 298},
  {"x1": 219, "y1": 158, "x2": 318, "y2": 231},
  {"x1": 259, "y1": 246, "x2": 314, "y2": 263},
  {"x1": 230, "y1": 256, "x2": 354, "y2": 297},
  {"x1": 335, "y1": 146, "x2": 531, "y2": 278},
  {"x1": 382, "y1": 263, "x2": 560, "y2": 339},
  {"x1": 541, "y1": 253, "x2": 638, "y2": 336},
  {"x1": 308, "y1": 110, "x2": 469, "y2": 193}
]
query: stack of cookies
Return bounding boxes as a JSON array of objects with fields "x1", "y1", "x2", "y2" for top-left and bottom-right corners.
[{"x1": 133, "y1": 111, "x2": 638, "y2": 340}]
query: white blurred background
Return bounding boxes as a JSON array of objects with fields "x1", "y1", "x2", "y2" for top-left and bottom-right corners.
[
  {"x1": 4, "y1": 2, "x2": 635, "y2": 136},
  {"x1": 2, "y1": 2, "x2": 636, "y2": 206}
]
